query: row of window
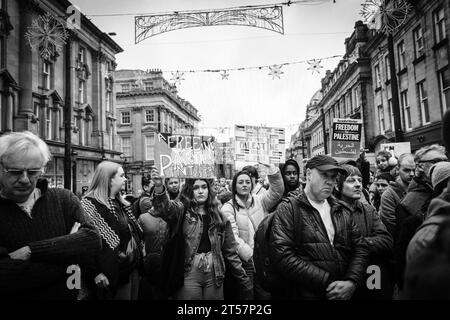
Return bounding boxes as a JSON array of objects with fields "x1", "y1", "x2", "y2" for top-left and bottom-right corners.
[
  {"x1": 121, "y1": 81, "x2": 154, "y2": 92},
  {"x1": 311, "y1": 129, "x2": 324, "y2": 149},
  {"x1": 120, "y1": 135, "x2": 155, "y2": 160},
  {"x1": 377, "y1": 68, "x2": 450, "y2": 133},
  {"x1": 374, "y1": 7, "x2": 447, "y2": 87}
]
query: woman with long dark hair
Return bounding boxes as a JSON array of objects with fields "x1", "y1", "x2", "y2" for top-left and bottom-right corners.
[
  {"x1": 80, "y1": 161, "x2": 143, "y2": 300},
  {"x1": 334, "y1": 164, "x2": 393, "y2": 300},
  {"x1": 149, "y1": 168, "x2": 252, "y2": 300},
  {"x1": 221, "y1": 163, "x2": 284, "y2": 298}
]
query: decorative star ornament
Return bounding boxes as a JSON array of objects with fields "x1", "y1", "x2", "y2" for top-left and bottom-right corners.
[
  {"x1": 171, "y1": 71, "x2": 185, "y2": 85},
  {"x1": 268, "y1": 65, "x2": 283, "y2": 79},
  {"x1": 25, "y1": 13, "x2": 69, "y2": 60},
  {"x1": 360, "y1": 0, "x2": 411, "y2": 35},
  {"x1": 307, "y1": 59, "x2": 323, "y2": 74},
  {"x1": 220, "y1": 70, "x2": 229, "y2": 80}
]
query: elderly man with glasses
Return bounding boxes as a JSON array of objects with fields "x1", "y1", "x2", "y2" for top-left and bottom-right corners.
[{"x1": 0, "y1": 131, "x2": 101, "y2": 299}]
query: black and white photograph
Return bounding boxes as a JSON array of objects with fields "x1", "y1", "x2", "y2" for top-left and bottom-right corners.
[{"x1": 1, "y1": 0, "x2": 450, "y2": 307}]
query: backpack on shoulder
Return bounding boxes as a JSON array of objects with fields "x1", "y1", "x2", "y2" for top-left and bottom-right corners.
[{"x1": 253, "y1": 196, "x2": 302, "y2": 293}]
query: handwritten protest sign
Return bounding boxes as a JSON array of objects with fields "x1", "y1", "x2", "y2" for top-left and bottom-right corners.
[
  {"x1": 154, "y1": 133, "x2": 216, "y2": 178},
  {"x1": 331, "y1": 118, "x2": 363, "y2": 159}
]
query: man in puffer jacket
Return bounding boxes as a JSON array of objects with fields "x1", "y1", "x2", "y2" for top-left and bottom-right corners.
[{"x1": 270, "y1": 155, "x2": 369, "y2": 300}]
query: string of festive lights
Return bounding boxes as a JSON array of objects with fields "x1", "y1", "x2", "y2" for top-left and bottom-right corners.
[{"x1": 150, "y1": 54, "x2": 342, "y2": 75}]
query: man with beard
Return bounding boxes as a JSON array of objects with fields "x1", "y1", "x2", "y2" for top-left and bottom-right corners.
[{"x1": 165, "y1": 178, "x2": 180, "y2": 200}]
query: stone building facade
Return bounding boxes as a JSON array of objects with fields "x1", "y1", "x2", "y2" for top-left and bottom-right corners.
[
  {"x1": 0, "y1": 0, "x2": 123, "y2": 194},
  {"x1": 115, "y1": 69, "x2": 200, "y2": 194}
]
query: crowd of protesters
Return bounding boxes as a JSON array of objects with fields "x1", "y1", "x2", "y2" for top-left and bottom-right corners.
[{"x1": 1, "y1": 110, "x2": 450, "y2": 300}]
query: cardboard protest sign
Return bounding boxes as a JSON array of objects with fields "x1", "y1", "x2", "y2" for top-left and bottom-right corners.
[
  {"x1": 154, "y1": 132, "x2": 216, "y2": 178},
  {"x1": 331, "y1": 118, "x2": 363, "y2": 159}
]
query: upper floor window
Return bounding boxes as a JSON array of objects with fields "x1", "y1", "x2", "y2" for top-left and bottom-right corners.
[
  {"x1": 374, "y1": 63, "x2": 381, "y2": 87},
  {"x1": 121, "y1": 137, "x2": 131, "y2": 156},
  {"x1": 121, "y1": 83, "x2": 130, "y2": 93},
  {"x1": 145, "y1": 135, "x2": 155, "y2": 160},
  {"x1": 78, "y1": 79, "x2": 86, "y2": 104},
  {"x1": 397, "y1": 41, "x2": 406, "y2": 71},
  {"x1": 378, "y1": 105, "x2": 385, "y2": 134},
  {"x1": 144, "y1": 81, "x2": 153, "y2": 91},
  {"x1": 400, "y1": 90, "x2": 411, "y2": 130},
  {"x1": 433, "y1": 7, "x2": 446, "y2": 43},
  {"x1": 439, "y1": 67, "x2": 450, "y2": 113},
  {"x1": 42, "y1": 61, "x2": 51, "y2": 89},
  {"x1": 413, "y1": 25, "x2": 424, "y2": 59},
  {"x1": 353, "y1": 86, "x2": 360, "y2": 110},
  {"x1": 145, "y1": 109, "x2": 155, "y2": 123},
  {"x1": 46, "y1": 107, "x2": 52, "y2": 140},
  {"x1": 384, "y1": 55, "x2": 391, "y2": 81},
  {"x1": 417, "y1": 81, "x2": 430, "y2": 125},
  {"x1": 121, "y1": 111, "x2": 131, "y2": 124}
]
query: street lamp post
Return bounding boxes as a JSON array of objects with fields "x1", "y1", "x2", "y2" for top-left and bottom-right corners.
[{"x1": 71, "y1": 150, "x2": 78, "y2": 194}]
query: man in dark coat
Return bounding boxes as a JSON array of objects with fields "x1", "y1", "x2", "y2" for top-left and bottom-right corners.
[{"x1": 269, "y1": 155, "x2": 368, "y2": 300}]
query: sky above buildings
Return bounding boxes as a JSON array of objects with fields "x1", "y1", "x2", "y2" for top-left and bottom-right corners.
[{"x1": 71, "y1": 0, "x2": 365, "y2": 143}]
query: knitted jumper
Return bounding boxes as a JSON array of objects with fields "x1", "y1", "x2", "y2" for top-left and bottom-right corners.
[
  {"x1": 81, "y1": 197, "x2": 144, "y2": 295},
  {"x1": 0, "y1": 188, "x2": 101, "y2": 299}
]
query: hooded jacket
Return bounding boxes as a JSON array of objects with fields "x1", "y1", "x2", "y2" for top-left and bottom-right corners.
[
  {"x1": 406, "y1": 190, "x2": 450, "y2": 266},
  {"x1": 280, "y1": 159, "x2": 301, "y2": 196}
]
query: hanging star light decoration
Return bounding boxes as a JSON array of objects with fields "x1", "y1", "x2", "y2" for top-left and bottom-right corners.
[
  {"x1": 360, "y1": 0, "x2": 411, "y2": 35},
  {"x1": 171, "y1": 71, "x2": 185, "y2": 85},
  {"x1": 25, "y1": 13, "x2": 69, "y2": 60},
  {"x1": 220, "y1": 70, "x2": 230, "y2": 80},
  {"x1": 268, "y1": 65, "x2": 283, "y2": 79},
  {"x1": 307, "y1": 59, "x2": 323, "y2": 74}
]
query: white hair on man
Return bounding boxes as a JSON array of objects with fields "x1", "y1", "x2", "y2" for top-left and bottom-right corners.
[{"x1": 0, "y1": 131, "x2": 51, "y2": 165}]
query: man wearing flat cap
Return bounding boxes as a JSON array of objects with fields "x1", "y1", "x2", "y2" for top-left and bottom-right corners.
[{"x1": 269, "y1": 155, "x2": 369, "y2": 300}]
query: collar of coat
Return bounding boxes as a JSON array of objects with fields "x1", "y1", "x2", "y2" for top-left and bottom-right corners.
[
  {"x1": 296, "y1": 192, "x2": 339, "y2": 210},
  {"x1": 234, "y1": 194, "x2": 253, "y2": 209}
]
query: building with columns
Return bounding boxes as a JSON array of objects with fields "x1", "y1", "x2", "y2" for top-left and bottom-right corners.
[
  {"x1": 0, "y1": 0, "x2": 123, "y2": 194},
  {"x1": 115, "y1": 69, "x2": 201, "y2": 194}
]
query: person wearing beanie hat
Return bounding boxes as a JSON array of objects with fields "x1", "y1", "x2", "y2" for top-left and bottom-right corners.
[
  {"x1": 430, "y1": 161, "x2": 450, "y2": 197},
  {"x1": 334, "y1": 164, "x2": 393, "y2": 300},
  {"x1": 269, "y1": 154, "x2": 368, "y2": 300}
]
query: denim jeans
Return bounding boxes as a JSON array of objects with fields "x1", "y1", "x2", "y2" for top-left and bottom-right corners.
[{"x1": 175, "y1": 252, "x2": 224, "y2": 300}]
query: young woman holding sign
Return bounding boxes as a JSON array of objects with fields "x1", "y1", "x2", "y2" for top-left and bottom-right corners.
[
  {"x1": 149, "y1": 169, "x2": 252, "y2": 300},
  {"x1": 220, "y1": 162, "x2": 284, "y2": 299}
]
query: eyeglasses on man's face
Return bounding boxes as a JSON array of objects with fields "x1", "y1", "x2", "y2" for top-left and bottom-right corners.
[{"x1": 2, "y1": 167, "x2": 45, "y2": 179}]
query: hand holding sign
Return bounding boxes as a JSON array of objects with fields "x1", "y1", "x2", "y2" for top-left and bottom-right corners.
[{"x1": 150, "y1": 167, "x2": 165, "y2": 194}]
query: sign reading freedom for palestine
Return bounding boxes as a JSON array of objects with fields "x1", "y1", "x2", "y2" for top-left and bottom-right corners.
[
  {"x1": 154, "y1": 133, "x2": 216, "y2": 178},
  {"x1": 331, "y1": 118, "x2": 363, "y2": 159}
]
